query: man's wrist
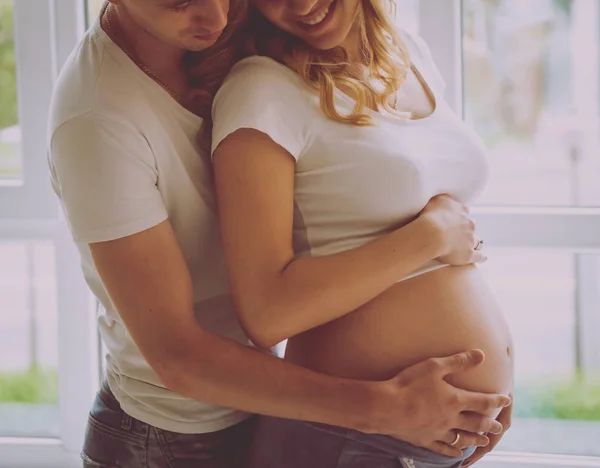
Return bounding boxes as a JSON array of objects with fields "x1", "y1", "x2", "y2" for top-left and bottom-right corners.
[{"x1": 339, "y1": 379, "x2": 403, "y2": 436}]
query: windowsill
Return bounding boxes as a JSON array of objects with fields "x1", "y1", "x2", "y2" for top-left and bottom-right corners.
[
  {"x1": 0, "y1": 178, "x2": 24, "y2": 188},
  {"x1": 0, "y1": 403, "x2": 59, "y2": 439}
]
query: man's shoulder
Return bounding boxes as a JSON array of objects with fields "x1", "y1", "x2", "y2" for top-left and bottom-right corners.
[{"x1": 48, "y1": 28, "x2": 148, "y2": 138}]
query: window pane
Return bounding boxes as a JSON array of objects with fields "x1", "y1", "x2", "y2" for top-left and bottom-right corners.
[
  {"x1": 463, "y1": 0, "x2": 600, "y2": 207},
  {"x1": 480, "y1": 248, "x2": 600, "y2": 456},
  {"x1": 0, "y1": 0, "x2": 21, "y2": 183},
  {"x1": 0, "y1": 241, "x2": 59, "y2": 437}
]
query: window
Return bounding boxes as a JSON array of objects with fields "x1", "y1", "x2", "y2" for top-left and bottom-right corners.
[
  {"x1": 463, "y1": 0, "x2": 599, "y2": 207},
  {"x1": 421, "y1": 0, "x2": 600, "y2": 466},
  {"x1": 0, "y1": 0, "x2": 97, "y2": 466},
  {"x1": 0, "y1": 0, "x2": 58, "y2": 219},
  {"x1": 2, "y1": 1, "x2": 600, "y2": 467},
  {"x1": 479, "y1": 250, "x2": 600, "y2": 458},
  {"x1": 0, "y1": 241, "x2": 59, "y2": 438}
]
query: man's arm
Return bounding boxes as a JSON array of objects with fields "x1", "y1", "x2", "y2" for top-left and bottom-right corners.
[
  {"x1": 89, "y1": 219, "x2": 373, "y2": 429},
  {"x1": 90, "y1": 219, "x2": 511, "y2": 457}
]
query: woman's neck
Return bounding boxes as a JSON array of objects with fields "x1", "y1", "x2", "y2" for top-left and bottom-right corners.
[{"x1": 339, "y1": 21, "x2": 370, "y2": 81}]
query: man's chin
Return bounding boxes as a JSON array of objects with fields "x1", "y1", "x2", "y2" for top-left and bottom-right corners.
[{"x1": 183, "y1": 39, "x2": 219, "y2": 52}]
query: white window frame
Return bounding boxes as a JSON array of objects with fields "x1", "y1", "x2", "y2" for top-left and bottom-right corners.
[
  {"x1": 419, "y1": 0, "x2": 600, "y2": 467},
  {"x1": 0, "y1": 0, "x2": 56, "y2": 220}
]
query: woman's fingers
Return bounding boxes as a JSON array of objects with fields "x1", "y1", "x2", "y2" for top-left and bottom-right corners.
[
  {"x1": 444, "y1": 429, "x2": 490, "y2": 450},
  {"x1": 471, "y1": 249, "x2": 487, "y2": 264},
  {"x1": 426, "y1": 441, "x2": 464, "y2": 458}
]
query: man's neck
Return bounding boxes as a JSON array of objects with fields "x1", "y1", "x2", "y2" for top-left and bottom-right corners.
[{"x1": 103, "y1": 4, "x2": 184, "y2": 80}]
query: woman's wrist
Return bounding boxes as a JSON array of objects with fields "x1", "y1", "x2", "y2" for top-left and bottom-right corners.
[{"x1": 407, "y1": 215, "x2": 447, "y2": 260}]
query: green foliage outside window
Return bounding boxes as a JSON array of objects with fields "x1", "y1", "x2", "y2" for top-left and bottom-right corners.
[{"x1": 0, "y1": 0, "x2": 17, "y2": 130}]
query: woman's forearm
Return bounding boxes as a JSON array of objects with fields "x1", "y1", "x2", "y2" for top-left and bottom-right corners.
[{"x1": 239, "y1": 216, "x2": 442, "y2": 347}]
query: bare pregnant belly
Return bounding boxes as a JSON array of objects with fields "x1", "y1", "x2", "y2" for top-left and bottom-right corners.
[{"x1": 285, "y1": 264, "x2": 514, "y2": 416}]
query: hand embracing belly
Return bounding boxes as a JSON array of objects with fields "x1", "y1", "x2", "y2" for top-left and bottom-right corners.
[{"x1": 285, "y1": 264, "x2": 514, "y2": 416}]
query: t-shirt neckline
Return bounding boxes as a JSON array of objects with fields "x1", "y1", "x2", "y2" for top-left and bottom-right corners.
[{"x1": 90, "y1": 8, "x2": 203, "y2": 126}]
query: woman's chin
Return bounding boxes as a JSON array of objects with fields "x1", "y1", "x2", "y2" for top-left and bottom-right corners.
[{"x1": 302, "y1": 34, "x2": 347, "y2": 52}]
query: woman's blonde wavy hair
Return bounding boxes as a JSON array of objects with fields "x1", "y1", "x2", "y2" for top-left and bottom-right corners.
[
  {"x1": 188, "y1": 0, "x2": 412, "y2": 135},
  {"x1": 248, "y1": 0, "x2": 412, "y2": 125}
]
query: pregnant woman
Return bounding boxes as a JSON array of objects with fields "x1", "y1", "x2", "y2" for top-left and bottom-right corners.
[{"x1": 209, "y1": 0, "x2": 514, "y2": 466}]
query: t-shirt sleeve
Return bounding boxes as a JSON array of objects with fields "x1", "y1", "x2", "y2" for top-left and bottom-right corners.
[
  {"x1": 401, "y1": 29, "x2": 447, "y2": 97},
  {"x1": 211, "y1": 58, "x2": 310, "y2": 161},
  {"x1": 48, "y1": 113, "x2": 168, "y2": 244}
]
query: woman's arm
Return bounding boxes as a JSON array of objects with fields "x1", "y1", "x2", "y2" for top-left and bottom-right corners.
[{"x1": 213, "y1": 128, "x2": 446, "y2": 349}]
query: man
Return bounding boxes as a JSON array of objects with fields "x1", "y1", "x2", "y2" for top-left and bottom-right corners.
[{"x1": 47, "y1": 1, "x2": 512, "y2": 466}]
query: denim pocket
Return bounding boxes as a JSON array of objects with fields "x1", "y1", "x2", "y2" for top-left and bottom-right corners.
[
  {"x1": 81, "y1": 450, "x2": 119, "y2": 468},
  {"x1": 81, "y1": 413, "x2": 147, "y2": 467}
]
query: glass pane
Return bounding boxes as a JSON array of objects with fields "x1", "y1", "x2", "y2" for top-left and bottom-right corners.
[
  {"x1": 0, "y1": 0, "x2": 22, "y2": 183},
  {"x1": 463, "y1": 0, "x2": 600, "y2": 206},
  {"x1": 479, "y1": 248, "x2": 600, "y2": 456},
  {"x1": 0, "y1": 241, "x2": 59, "y2": 437}
]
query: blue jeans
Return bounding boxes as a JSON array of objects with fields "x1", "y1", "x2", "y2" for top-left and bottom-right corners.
[
  {"x1": 81, "y1": 381, "x2": 255, "y2": 468},
  {"x1": 246, "y1": 416, "x2": 477, "y2": 468}
]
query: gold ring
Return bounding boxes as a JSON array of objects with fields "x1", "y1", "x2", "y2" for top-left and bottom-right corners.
[
  {"x1": 474, "y1": 238, "x2": 484, "y2": 251},
  {"x1": 450, "y1": 431, "x2": 461, "y2": 447}
]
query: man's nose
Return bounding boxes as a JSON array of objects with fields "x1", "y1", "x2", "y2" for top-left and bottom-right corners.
[{"x1": 192, "y1": 0, "x2": 229, "y2": 33}]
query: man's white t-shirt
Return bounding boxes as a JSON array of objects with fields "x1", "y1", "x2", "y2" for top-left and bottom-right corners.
[{"x1": 47, "y1": 18, "x2": 252, "y2": 433}]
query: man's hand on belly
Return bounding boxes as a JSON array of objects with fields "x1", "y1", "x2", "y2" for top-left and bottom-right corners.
[
  {"x1": 461, "y1": 390, "x2": 513, "y2": 467},
  {"x1": 368, "y1": 349, "x2": 512, "y2": 458}
]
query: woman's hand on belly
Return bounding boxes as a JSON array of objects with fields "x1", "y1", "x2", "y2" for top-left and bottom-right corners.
[
  {"x1": 419, "y1": 194, "x2": 486, "y2": 265},
  {"x1": 368, "y1": 349, "x2": 512, "y2": 458}
]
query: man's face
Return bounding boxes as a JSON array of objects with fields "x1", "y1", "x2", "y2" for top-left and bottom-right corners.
[{"x1": 120, "y1": 0, "x2": 231, "y2": 51}]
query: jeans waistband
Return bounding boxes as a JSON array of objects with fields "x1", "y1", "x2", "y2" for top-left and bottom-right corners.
[
  {"x1": 305, "y1": 422, "x2": 476, "y2": 464},
  {"x1": 99, "y1": 378, "x2": 121, "y2": 412}
]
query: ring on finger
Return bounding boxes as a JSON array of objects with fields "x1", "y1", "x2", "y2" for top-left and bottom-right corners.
[
  {"x1": 450, "y1": 431, "x2": 461, "y2": 447},
  {"x1": 474, "y1": 238, "x2": 484, "y2": 251}
]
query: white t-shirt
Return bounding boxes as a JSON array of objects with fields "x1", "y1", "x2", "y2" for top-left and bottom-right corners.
[
  {"x1": 47, "y1": 18, "x2": 252, "y2": 433},
  {"x1": 212, "y1": 31, "x2": 490, "y2": 279}
]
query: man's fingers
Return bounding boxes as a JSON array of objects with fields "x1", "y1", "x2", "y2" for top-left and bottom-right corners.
[
  {"x1": 459, "y1": 391, "x2": 512, "y2": 414},
  {"x1": 462, "y1": 446, "x2": 489, "y2": 467},
  {"x1": 456, "y1": 412, "x2": 503, "y2": 435},
  {"x1": 435, "y1": 349, "x2": 485, "y2": 376},
  {"x1": 463, "y1": 402, "x2": 513, "y2": 467}
]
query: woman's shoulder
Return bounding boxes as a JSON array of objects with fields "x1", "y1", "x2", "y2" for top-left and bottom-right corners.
[
  {"x1": 396, "y1": 27, "x2": 446, "y2": 95},
  {"x1": 223, "y1": 55, "x2": 308, "y2": 91},
  {"x1": 396, "y1": 27, "x2": 429, "y2": 59}
]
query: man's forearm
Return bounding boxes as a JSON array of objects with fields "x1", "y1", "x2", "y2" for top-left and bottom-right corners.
[{"x1": 160, "y1": 327, "x2": 378, "y2": 433}]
